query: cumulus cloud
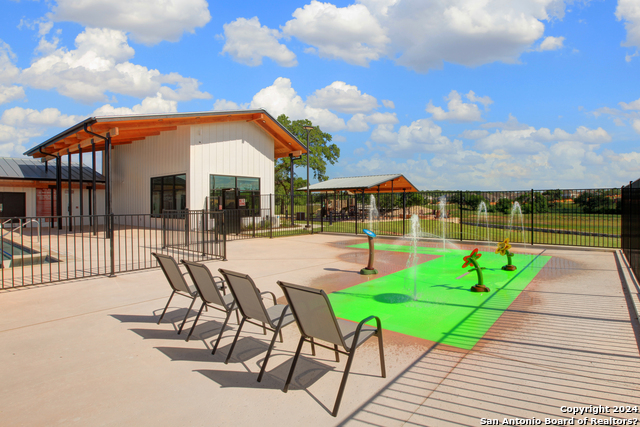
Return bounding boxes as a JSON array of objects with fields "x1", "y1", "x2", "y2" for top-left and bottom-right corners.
[
  {"x1": 92, "y1": 94, "x2": 177, "y2": 116},
  {"x1": 620, "y1": 97, "x2": 640, "y2": 110},
  {"x1": 249, "y1": 77, "x2": 346, "y2": 131},
  {"x1": 365, "y1": 0, "x2": 564, "y2": 72},
  {"x1": 616, "y1": 0, "x2": 640, "y2": 54},
  {"x1": 370, "y1": 119, "x2": 460, "y2": 155},
  {"x1": 51, "y1": 0, "x2": 211, "y2": 45},
  {"x1": 482, "y1": 114, "x2": 530, "y2": 130},
  {"x1": 222, "y1": 17, "x2": 297, "y2": 67},
  {"x1": 212, "y1": 99, "x2": 248, "y2": 111},
  {"x1": 382, "y1": 99, "x2": 395, "y2": 109},
  {"x1": 459, "y1": 129, "x2": 489, "y2": 139},
  {"x1": 282, "y1": 1, "x2": 390, "y2": 66},
  {"x1": 307, "y1": 81, "x2": 378, "y2": 113},
  {"x1": 346, "y1": 112, "x2": 398, "y2": 132},
  {"x1": 536, "y1": 36, "x2": 565, "y2": 51},
  {"x1": 426, "y1": 90, "x2": 490, "y2": 122},
  {"x1": 0, "y1": 85, "x2": 25, "y2": 105},
  {"x1": 0, "y1": 41, "x2": 20, "y2": 85},
  {"x1": 20, "y1": 28, "x2": 210, "y2": 103},
  {"x1": 0, "y1": 107, "x2": 81, "y2": 156}
]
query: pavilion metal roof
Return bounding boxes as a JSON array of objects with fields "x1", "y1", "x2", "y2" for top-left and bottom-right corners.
[
  {"x1": 0, "y1": 157, "x2": 105, "y2": 182},
  {"x1": 297, "y1": 174, "x2": 419, "y2": 193}
]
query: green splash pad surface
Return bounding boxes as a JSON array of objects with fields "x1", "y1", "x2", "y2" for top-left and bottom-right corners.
[{"x1": 328, "y1": 244, "x2": 551, "y2": 350}]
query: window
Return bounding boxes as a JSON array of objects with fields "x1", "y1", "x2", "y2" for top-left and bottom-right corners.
[
  {"x1": 209, "y1": 175, "x2": 260, "y2": 211},
  {"x1": 151, "y1": 174, "x2": 186, "y2": 216}
]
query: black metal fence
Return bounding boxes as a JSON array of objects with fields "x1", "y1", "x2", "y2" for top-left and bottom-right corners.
[
  {"x1": 622, "y1": 179, "x2": 640, "y2": 280},
  {"x1": 216, "y1": 189, "x2": 621, "y2": 249},
  {"x1": 1, "y1": 211, "x2": 225, "y2": 289}
]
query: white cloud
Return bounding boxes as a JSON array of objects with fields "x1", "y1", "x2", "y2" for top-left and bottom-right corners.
[
  {"x1": 52, "y1": 0, "x2": 211, "y2": 45},
  {"x1": 249, "y1": 77, "x2": 346, "y2": 132},
  {"x1": 620, "y1": 97, "x2": 640, "y2": 110},
  {"x1": 459, "y1": 129, "x2": 489, "y2": 139},
  {"x1": 382, "y1": 99, "x2": 395, "y2": 109},
  {"x1": 465, "y1": 90, "x2": 493, "y2": 107},
  {"x1": 212, "y1": 99, "x2": 246, "y2": 111},
  {"x1": 347, "y1": 114, "x2": 370, "y2": 132},
  {"x1": 633, "y1": 119, "x2": 640, "y2": 134},
  {"x1": 531, "y1": 126, "x2": 612, "y2": 143},
  {"x1": 482, "y1": 113, "x2": 530, "y2": 130},
  {"x1": 0, "y1": 85, "x2": 25, "y2": 105},
  {"x1": 222, "y1": 17, "x2": 297, "y2": 67},
  {"x1": 282, "y1": 1, "x2": 390, "y2": 66},
  {"x1": 364, "y1": 0, "x2": 564, "y2": 72},
  {"x1": 536, "y1": 36, "x2": 565, "y2": 51},
  {"x1": 307, "y1": 81, "x2": 378, "y2": 113},
  {"x1": 347, "y1": 112, "x2": 398, "y2": 132},
  {"x1": 92, "y1": 94, "x2": 177, "y2": 116},
  {"x1": 0, "y1": 41, "x2": 20, "y2": 85},
  {"x1": 0, "y1": 107, "x2": 81, "y2": 156},
  {"x1": 20, "y1": 28, "x2": 210, "y2": 103},
  {"x1": 426, "y1": 90, "x2": 488, "y2": 122},
  {"x1": 370, "y1": 119, "x2": 460, "y2": 155},
  {"x1": 616, "y1": 0, "x2": 640, "y2": 52}
]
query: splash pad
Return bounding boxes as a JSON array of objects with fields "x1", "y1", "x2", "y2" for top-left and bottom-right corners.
[{"x1": 329, "y1": 241, "x2": 551, "y2": 350}]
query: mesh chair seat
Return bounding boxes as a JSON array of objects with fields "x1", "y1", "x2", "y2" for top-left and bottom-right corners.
[
  {"x1": 219, "y1": 268, "x2": 294, "y2": 383},
  {"x1": 277, "y1": 280, "x2": 386, "y2": 417},
  {"x1": 152, "y1": 253, "x2": 199, "y2": 335},
  {"x1": 181, "y1": 261, "x2": 240, "y2": 352}
]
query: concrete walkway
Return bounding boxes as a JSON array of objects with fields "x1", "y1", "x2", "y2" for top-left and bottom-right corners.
[{"x1": 1, "y1": 234, "x2": 638, "y2": 426}]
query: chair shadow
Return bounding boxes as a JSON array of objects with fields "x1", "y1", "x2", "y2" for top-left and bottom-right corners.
[
  {"x1": 110, "y1": 313, "x2": 159, "y2": 323},
  {"x1": 324, "y1": 267, "x2": 360, "y2": 274}
]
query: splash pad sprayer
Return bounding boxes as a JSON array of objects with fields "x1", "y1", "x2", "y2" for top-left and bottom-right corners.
[
  {"x1": 496, "y1": 238, "x2": 517, "y2": 271},
  {"x1": 360, "y1": 228, "x2": 378, "y2": 275},
  {"x1": 462, "y1": 248, "x2": 490, "y2": 292}
]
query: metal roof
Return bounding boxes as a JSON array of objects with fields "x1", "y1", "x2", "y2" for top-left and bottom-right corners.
[
  {"x1": 0, "y1": 157, "x2": 105, "y2": 182},
  {"x1": 297, "y1": 174, "x2": 419, "y2": 193}
]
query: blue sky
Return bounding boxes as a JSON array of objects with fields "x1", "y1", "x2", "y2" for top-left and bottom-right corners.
[{"x1": 1, "y1": 0, "x2": 639, "y2": 190}]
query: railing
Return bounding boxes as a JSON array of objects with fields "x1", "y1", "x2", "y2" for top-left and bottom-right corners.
[
  {"x1": 1, "y1": 212, "x2": 225, "y2": 289},
  {"x1": 622, "y1": 179, "x2": 639, "y2": 280}
]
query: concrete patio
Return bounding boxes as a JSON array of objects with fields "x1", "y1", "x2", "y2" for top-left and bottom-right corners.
[{"x1": 1, "y1": 234, "x2": 639, "y2": 426}]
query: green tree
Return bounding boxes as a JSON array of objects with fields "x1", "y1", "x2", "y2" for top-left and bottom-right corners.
[
  {"x1": 495, "y1": 198, "x2": 513, "y2": 214},
  {"x1": 573, "y1": 191, "x2": 615, "y2": 214},
  {"x1": 542, "y1": 189, "x2": 562, "y2": 203},
  {"x1": 274, "y1": 115, "x2": 340, "y2": 196}
]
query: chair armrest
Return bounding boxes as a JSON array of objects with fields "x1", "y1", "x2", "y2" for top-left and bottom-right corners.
[
  {"x1": 349, "y1": 315, "x2": 382, "y2": 352},
  {"x1": 260, "y1": 291, "x2": 277, "y2": 306},
  {"x1": 212, "y1": 275, "x2": 227, "y2": 294}
]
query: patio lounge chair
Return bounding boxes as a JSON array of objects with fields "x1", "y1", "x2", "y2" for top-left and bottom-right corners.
[
  {"x1": 276, "y1": 281, "x2": 386, "y2": 417},
  {"x1": 151, "y1": 252, "x2": 198, "y2": 335},
  {"x1": 218, "y1": 268, "x2": 295, "y2": 382},
  {"x1": 181, "y1": 261, "x2": 239, "y2": 352}
]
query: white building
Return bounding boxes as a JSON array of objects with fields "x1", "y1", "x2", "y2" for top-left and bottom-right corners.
[{"x1": 24, "y1": 110, "x2": 306, "y2": 222}]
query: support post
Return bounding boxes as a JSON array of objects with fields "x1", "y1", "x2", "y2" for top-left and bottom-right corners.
[
  {"x1": 290, "y1": 153, "x2": 295, "y2": 227},
  {"x1": 402, "y1": 190, "x2": 406, "y2": 236},
  {"x1": 269, "y1": 194, "x2": 273, "y2": 239},
  {"x1": 68, "y1": 149, "x2": 73, "y2": 232},
  {"x1": 531, "y1": 188, "x2": 534, "y2": 245},
  {"x1": 56, "y1": 155, "x2": 62, "y2": 230},
  {"x1": 91, "y1": 140, "x2": 96, "y2": 235},
  {"x1": 106, "y1": 132, "x2": 115, "y2": 277},
  {"x1": 459, "y1": 190, "x2": 463, "y2": 241},
  {"x1": 78, "y1": 145, "x2": 83, "y2": 219}
]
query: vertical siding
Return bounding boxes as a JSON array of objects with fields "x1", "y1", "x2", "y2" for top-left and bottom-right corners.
[
  {"x1": 189, "y1": 121, "x2": 275, "y2": 210},
  {"x1": 112, "y1": 127, "x2": 190, "y2": 214}
]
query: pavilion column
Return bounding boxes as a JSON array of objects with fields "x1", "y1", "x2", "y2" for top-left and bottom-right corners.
[
  {"x1": 56, "y1": 155, "x2": 62, "y2": 230},
  {"x1": 68, "y1": 149, "x2": 73, "y2": 232},
  {"x1": 79, "y1": 145, "x2": 83, "y2": 220},
  {"x1": 92, "y1": 139, "x2": 97, "y2": 234}
]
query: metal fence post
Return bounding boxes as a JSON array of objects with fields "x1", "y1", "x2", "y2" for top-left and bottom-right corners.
[
  {"x1": 109, "y1": 213, "x2": 115, "y2": 277},
  {"x1": 459, "y1": 191, "x2": 463, "y2": 241},
  {"x1": 202, "y1": 210, "x2": 206, "y2": 256},
  {"x1": 321, "y1": 193, "x2": 324, "y2": 233},
  {"x1": 269, "y1": 194, "x2": 273, "y2": 239},
  {"x1": 222, "y1": 212, "x2": 227, "y2": 260},
  {"x1": 531, "y1": 188, "x2": 534, "y2": 245},
  {"x1": 402, "y1": 191, "x2": 406, "y2": 236}
]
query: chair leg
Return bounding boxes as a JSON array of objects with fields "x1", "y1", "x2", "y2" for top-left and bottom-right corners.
[
  {"x1": 262, "y1": 322, "x2": 267, "y2": 335},
  {"x1": 283, "y1": 336, "x2": 306, "y2": 393},
  {"x1": 332, "y1": 349, "x2": 357, "y2": 417},
  {"x1": 212, "y1": 310, "x2": 233, "y2": 355},
  {"x1": 186, "y1": 302, "x2": 206, "y2": 342},
  {"x1": 225, "y1": 317, "x2": 245, "y2": 364},
  {"x1": 334, "y1": 344, "x2": 340, "y2": 362},
  {"x1": 257, "y1": 324, "x2": 282, "y2": 382},
  {"x1": 279, "y1": 329, "x2": 284, "y2": 343},
  {"x1": 377, "y1": 331, "x2": 386, "y2": 378},
  {"x1": 157, "y1": 290, "x2": 175, "y2": 324},
  {"x1": 310, "y1": 337, "x2": 316, "y2": 356},
  {"x1": 177, "y1": 296, "x2": 197, "y2": 335},
  {"x1": 234, "y1": 309, "x2": 240, "y2": 324}
]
